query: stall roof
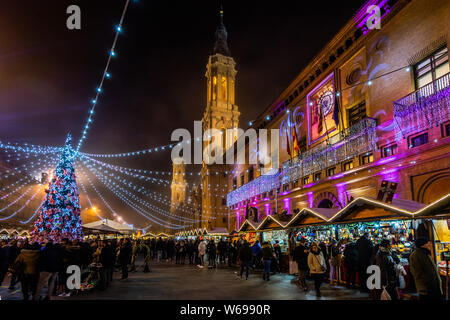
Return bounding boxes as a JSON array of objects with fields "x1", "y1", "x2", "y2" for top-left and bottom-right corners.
[
  {"x1": 208, "y1": 227, "x2": 229, "y2": 235},
  {"x1": 83, "y1": 223, "x2": 122, "y2": 234},
  {"x1": 236, "y1": 194, "x2": 450, "y2": 233}
]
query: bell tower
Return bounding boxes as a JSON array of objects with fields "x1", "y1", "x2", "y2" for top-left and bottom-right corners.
[
  {"x1": 200, "y1": 7, "x2": 239, "y2": 230},
  {"x1": 202, "y1": 7, "x2": 240, "y2": 151},
  {"x1": 171, "y1": 158, "x2": 186, "y2": 211}
]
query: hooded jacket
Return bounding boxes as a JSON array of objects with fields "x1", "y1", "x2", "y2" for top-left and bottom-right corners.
[
  {"x1": 261, "y1": 243, "x2": 273, "y2": 260},
  {"x1": 409, "y1": 247, "x2": 443, "y2": 297},
  {"x1": 15, "y1": 249, "x2": 40, "y2": 275}
]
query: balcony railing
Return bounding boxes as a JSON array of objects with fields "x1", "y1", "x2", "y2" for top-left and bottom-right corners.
[
  {"x1": 394, "y1": 72, "x2": 450, "y2": 139},
  {"x1": 280, "y1": 117, "x2": 377, "y2": 183},
  {"x1": 227, "y1": 118, "x2": 377, "y2": 207}
]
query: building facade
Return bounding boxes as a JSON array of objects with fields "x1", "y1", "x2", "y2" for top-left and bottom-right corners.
[{"x1": 226, "y1": 0, "x2": 450, "y2": 230}]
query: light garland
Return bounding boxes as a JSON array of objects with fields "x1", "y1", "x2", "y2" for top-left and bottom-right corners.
[
  {"x1": 0, "y1": 186, "x2": 41, "y2": 221},
  {"x1": 76, "y1": 0, "x2": 131, "y2": 152}
]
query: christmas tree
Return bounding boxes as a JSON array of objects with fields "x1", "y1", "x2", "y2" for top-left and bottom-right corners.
[{"x1": 31, "y1": 134, "x2": 83, "y2": 243}]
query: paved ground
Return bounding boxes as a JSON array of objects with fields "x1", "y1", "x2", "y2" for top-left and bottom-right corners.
[{"x1": 1, "y1": 260, "x2": 369, "y2": 300}]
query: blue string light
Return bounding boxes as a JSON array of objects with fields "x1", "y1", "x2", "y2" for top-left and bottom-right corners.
[{"x1": 76, "y1": 0, "x2": 131, "y2": 153}]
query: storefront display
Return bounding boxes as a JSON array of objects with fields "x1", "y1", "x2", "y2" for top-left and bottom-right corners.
[{"x1": 262, "y1": 230, "x2": 289, "y2": 252}]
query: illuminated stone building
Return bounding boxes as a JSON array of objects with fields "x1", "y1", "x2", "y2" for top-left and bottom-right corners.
[
  {"x1": 200, "y1": 8, "x2": 240, "y2": 230},
  {"x1": 226, "y1": 0, "x2": 450, "y2": 230}
]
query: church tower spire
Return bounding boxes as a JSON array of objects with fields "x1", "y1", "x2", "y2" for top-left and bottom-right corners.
[{"x1": 213, "y1": 6, "x2": 230, "y2": 56}]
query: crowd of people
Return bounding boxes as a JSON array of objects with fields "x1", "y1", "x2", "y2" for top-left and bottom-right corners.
[
  {"x1": 0, "y1": 233, "x2": 444, "y2": 301},
  {"x1": 291, "y1": 233, "x2": 444, "y2": 300},
  {"x1": 0, "y1": 237, "x2": 134, "y2": 300}
]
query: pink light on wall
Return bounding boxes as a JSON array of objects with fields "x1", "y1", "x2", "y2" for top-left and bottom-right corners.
[
  {"x1": 307, "y1": 192, "x2": 314, "y2": 208},
  {"x1": 283, "y1": 198, "x2": 291, "y2": 214},
  {"x1": 335, "y1": 182, "x2": 347, "y2": 208},
  {"x1": 264, "y1": 203, "x2": 270, "y2": 216}
]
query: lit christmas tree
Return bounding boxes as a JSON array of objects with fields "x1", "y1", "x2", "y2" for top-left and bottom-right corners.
[{"x1": 31, "y1": 134, "x2": 83, "y2": 242}]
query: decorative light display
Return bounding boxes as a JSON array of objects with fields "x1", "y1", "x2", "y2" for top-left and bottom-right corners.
[
  {"x1": 394, "y1": 73, "x2": 450, "y2": 141},
  {"x1": 84, "y1": 163, "x2": 201, "y2": 224},
  {"x1": 31, "y1": 134, "x2": 83, "y2": 242},
  {"x1": 0, "y1": 187, "x2": 41, "y2": 221}
]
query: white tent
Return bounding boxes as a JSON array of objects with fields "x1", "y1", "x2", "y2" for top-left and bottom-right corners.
[{"x1": 83, "y1": 219, "x2": 134, "y2": 234}]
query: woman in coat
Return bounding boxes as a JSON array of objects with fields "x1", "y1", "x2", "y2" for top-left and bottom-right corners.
[
  {"x1": 307, "y1": 242, "x2": 327, "y2": 297},
  {"x1": 197, "y1": 240, "x2": 206, "y2": 268}
]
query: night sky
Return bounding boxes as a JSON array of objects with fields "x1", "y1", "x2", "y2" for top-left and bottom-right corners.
[{"x1": 0, "y1": 0, "x2": 366, "y2": 227}]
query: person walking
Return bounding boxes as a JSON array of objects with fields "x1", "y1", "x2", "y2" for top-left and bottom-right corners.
[
  {"x1": 374, "y1": 239, "x2": 399, "y2": 300},
  {"x1": 238, "y1": 241, "x2": 252, "y2": 280},
  {"x1": 251, "y1": 240, "x2": 262, "y2": 270},
  {"x1": 14, "y1": 242, "x2": 41, "y2": 300},
  {"x1": 328, "y1": 240, "x2": 340, "y2": 286},
  {"x1": 273, "y1": 240, "x2": 282, "y2": 273},
  {"x1": 6, "y1": 240, "x2": 23, "y2": 290},
  {"x1": 294, "y1": 238, "x2": 309, "y2": 292},
  {"x1": 307, "y1": 242, "x2": 327, "y2": 297},
  {"x1": 261, "y1": 242, "x2": 274, "y2": 281},
  {"x1": 343, "y1": 240, "x2": 358, "y2": 288},
  {"x1": 36, "y1": 240, "x2": 61, "y2": 300},
  {"x1": 197, "y1": 240, "x2": 206, "y2": 268},
  {"x1": 409, "y1": 237, "x2": 443, "y2": 300},
  {"x1": 0, "y1": 240, "x2": 10, "y2": 286},
  {"x1": 207, "y1": 240, "x2": 217, "y2": 268},
  {"x1": 356, "y1": 232, "x2": 373, "y2": 292},
  {"x1": 118, "y1": 239, "x2": 132, "y2": 280}
]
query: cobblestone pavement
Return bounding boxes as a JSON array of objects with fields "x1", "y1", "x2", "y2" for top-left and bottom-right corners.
[{"x1": 1, "y1": 261, "x2": 370, "y2": 300}]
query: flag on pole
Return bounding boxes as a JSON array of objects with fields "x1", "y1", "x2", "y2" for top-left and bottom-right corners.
[
  {"x1": 293, "y1": 126, "x2": 300, "y2": 157},
  {"x1": 286, "y1": 130, "x2": 291, "y2": 157},
  {"x1": 333, "y1": 93, "x2": 340, "y2": 127}
]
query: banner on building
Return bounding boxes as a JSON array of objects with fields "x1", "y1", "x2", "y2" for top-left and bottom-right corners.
[{"x1": 306, "y1": 72, "x2": 336, "y2": 145}]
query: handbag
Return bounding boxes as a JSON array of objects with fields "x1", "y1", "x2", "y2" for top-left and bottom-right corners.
[
  {"x1": 380, "y1": 286, "x2": 391, "y2": 300},
  {"x1": 289, "y1": 260, "x2": 298, "y2": 275}
]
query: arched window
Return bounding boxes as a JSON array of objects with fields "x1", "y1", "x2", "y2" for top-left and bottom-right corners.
[
  {"x1": 221, "y1": 76, "x2": 227, "y2": 101},
  {"x1": 212, "y1": 76, "x2": 217, "y2": 101},
  {"x1": 230, "y1": 79, "x2": 235, "y2": 104}
]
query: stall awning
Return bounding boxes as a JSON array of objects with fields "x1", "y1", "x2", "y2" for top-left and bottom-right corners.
[
  {"x1": 208, "y1": 227, "x2": 229, "y2": 235},
  {"x1": 236, "y1": 194, "x2": 450, "y2": 233}
]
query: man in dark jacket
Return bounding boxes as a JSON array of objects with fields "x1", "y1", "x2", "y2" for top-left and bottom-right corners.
[
  {"x1": 207, "y1": 240, "x2": 217, "y2": 268},
  {"x1": 8, "y1": 240, "x2": 23, "y2": 290},
  {"x1": 356, "y1": 233, "x2": 373, "y2": 292},
  {"x1": 0, "y1": 240, "x2": 9, "y2": 286},
  {"x1": 375, "y1": 239, "x2": 398, "y2": 300},
  {"x1": 99, "y1": 240, "x2": 115, "y2": 289},
  {"x1": 294, "y1": 238, "x2": 309, "y2": 291},
  {"x1": 36, "y1": 240, "x2": 61, "y2": 300},
  {"x1": 343, "y1": 241, "x2": 358, "y2": 288},
  {"x1": 409, "y1": 237, "x2": 443, "y2": 300},
  {"x1": 14, "y1": 242, "x2": 41, "y2": 300},
  {"x1": 238, "y1": 241, "x2": 252, "y2": 280},
  {"x1": 118, "y1": 239, "x2": 132, "y2": 280},
  {"x1": 261, "y1": 242, "x2": 274, "y2": 281}
]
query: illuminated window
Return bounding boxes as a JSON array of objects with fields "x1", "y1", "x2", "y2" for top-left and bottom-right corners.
[
  {"x1": 303, "y1": 176, "x2": 310, "y2": 185},
  {"x1": 444, "y1": 123, "x2": 450, "y2": 137},
  {"x1": 343, "y1": 160, "x2": 353, "y2": 171},
  {"x1": 212, "y1": 76, "x2": 217, "y2": 101},
  {"x1": 382, "y1": 144, "x2": 397, "y2": 157},
  {"x1": 221, "y1": 76, "x2": 227, "y2": 101},
  {"x1": 313, "y1": 172, "x2": 321, "y2": 181},
  {"x1": 360, "y1": 153, "x2": 373, "y2": 165},
  {"x1": 409, "y1": 132, "x2": 428, "y2": 148},
  {"x1": 327, "y1": 167, "x2": 336, "y2": 177},
  {"x1": 414, "y1": 47, "x2": 449, "y2": 89},
  {"x1": 230, "y1": 79, "x2": 235, "y2": 103},
  {"x1": 347, "y1": 101, "x2": 366, "y2": 127}
]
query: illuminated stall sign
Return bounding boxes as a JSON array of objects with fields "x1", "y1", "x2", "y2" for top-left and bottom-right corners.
[{"x1": 306, "y1": 73, "x2": 336, "y2": 145}]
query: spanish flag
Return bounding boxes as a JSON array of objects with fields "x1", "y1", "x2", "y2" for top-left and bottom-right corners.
[
  {"x1": 286, "y1": 131, "x2": 291, "y2": 157},
  {"x1": 292, "y1": 127, "x2": 300, "y2": 157}
]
